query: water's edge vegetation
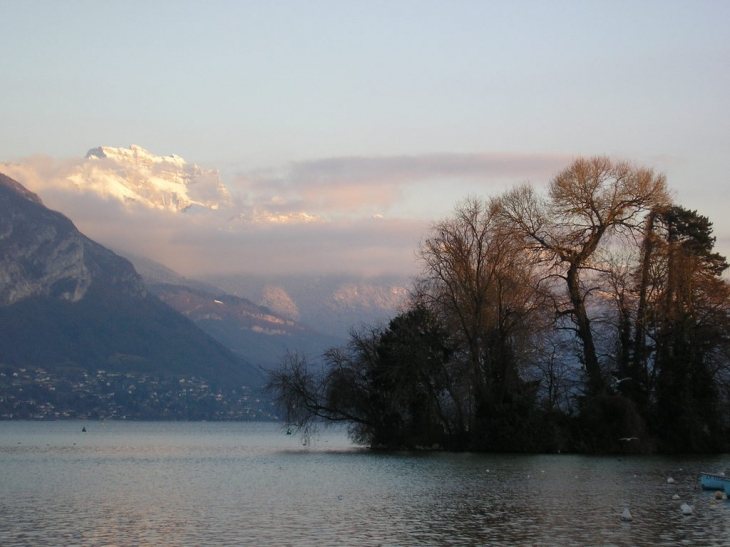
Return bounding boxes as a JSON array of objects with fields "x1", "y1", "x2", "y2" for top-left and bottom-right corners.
[{"x1": 268, "y1": 157, "x2": 730, "y2": 455}]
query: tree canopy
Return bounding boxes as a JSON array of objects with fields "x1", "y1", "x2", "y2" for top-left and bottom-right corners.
[{"x1": 267, "y1": 157, "x2": 730, "y2": 453}]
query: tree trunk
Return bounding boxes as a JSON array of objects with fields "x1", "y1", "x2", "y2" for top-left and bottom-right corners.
[{"x1": 566, "y1": 262, "x2": 603, "y2": 395}]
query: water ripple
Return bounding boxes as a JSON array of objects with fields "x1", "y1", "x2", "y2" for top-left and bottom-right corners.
[{"x1": 1, "y1": 422, "x2": 728, "y2": 546}]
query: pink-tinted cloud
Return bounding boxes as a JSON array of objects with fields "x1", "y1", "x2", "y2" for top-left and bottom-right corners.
[
  {"x1": 1, "y1": 151, "x2": 573, "y2": 278},
  {"x1": 231, "y1": 152, "x2": 573, "y2": 217}
]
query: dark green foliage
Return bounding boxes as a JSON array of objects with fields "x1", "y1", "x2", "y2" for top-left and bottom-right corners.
[
  {"x1": 659, "y1": 206, "x2": 728, "y2": 276},
  {"x1": 576, "y1": 395, "x2": 651, "y2": 454},
  {"x1": 267, "y1": 306, "x2": 459, "y2": 448},
  {"x1": 370, "y1": 306, "x2": 456, "y2": 446},
  {"x1": 269, "y1": 306, "x2": 568, "y2": 451},
  {"x1": 625, "y1": 205, "x2": 730, "y2": 452}
]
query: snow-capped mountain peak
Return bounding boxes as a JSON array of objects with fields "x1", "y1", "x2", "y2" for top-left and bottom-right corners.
[
  {"x1": 70, "y1": 144, "x2": 231, "y2": 212},
  {"x1": 86, "y1": 144, "x2": 187, "y2": 168}
]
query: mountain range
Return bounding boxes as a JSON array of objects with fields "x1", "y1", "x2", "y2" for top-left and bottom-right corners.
[
  {"x1": 1, "y1": 144, "x2": 412, "y2": 367},
  {"x1": 0, "y1": 172, "x2": 269, "y2": 419},
  {"x1": 0, "y1": 165, "x2": 405, "y2": 420},
  {"x1": 128, "y1": 254, "x2": 345, "y2": 367},
  {"x1": 2, "y1": 145, "x2": 410, "y2": 340},
  {"x1": 204, "y1": 272, "x2": 409, "y2": 339}
]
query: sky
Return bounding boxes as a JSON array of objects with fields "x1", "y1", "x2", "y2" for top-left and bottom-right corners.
[{"x1": 2, "y1": 1, "x2": 729, "y2": 279}]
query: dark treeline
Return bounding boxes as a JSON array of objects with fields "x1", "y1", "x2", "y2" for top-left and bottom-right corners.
[{"x1": 267, "y1": 157, "x2": 730, "y2": 453}]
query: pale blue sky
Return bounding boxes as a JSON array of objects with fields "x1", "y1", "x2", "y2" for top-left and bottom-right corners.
[{"x1": 2, "y1": 0, "x2": 729, "y2": 276}]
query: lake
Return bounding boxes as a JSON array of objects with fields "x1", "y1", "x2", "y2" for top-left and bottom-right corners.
[{"x1": 0, "y1": 421, "x2": 728, "y2": 547}]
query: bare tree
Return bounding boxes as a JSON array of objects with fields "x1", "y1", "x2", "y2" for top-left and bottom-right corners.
[
  {"x1": 415, "y1": 196, "x2": 545, "y2": 438},
  {"x1": 499, "y1": 157, "x2": 669, "y2": 396},
  {"x1": 266, "y1": 157, "x2": 730, "y2": 453}
]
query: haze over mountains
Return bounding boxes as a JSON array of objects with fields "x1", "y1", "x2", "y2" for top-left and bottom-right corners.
[
  {"x1": 2, "y1": 145, "x2": 410, "y2": 340},
  {"x1": 2, "y1": 167, "x2": 392, "y2": 420},
  {"x1": 0, "y1": 145, "x2": 410, "y2": 418},
  {"x1": 0, "y1": 172, "x2": 280, "y2": 419}
]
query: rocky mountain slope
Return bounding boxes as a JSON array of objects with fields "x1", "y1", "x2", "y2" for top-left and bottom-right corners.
[
  {"x1": 0, "y1": 173, "x2": 145, "y2": 306},
  {"x1": 0, "y1": 173, "x2": 265, "y2": 419},
  {"x1": 125, "y1": 254, "x2": 343, "y2": 366},
  {"x1": 126, "y1": 252, "x2": 409, "y2": 343}
]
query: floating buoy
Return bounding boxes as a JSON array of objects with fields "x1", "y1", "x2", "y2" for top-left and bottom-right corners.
[
  {"x1": 621, "y1": 507, "x2": 633, "y2": 521},
  {"x1": 667, "y1": 477, "x2": 675, "y2": 484},
  {"x1": 715, "y1": 491, "x2": 725, "y2": 500},
  {"x1": 680, "y1": 503, "x2": 693, "y2": 515},
  {"x1": 672, "y1": 494, "x2": 681, "y2": 500}
]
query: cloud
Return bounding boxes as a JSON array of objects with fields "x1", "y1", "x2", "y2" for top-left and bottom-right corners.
[
  {"x1": 1, "y1": 156, "x2": 82, "y2": 195},
  {"x1": 230, "y1": 152, "x2": 573, "y2": 218},
  {"x1": 1, "y1": 151, "x2": 572, "y2": 278}
]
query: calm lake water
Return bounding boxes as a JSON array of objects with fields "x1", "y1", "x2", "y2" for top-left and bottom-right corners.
[{"x1": 1, "y1": 421, "x2": 729, "y2": 547}]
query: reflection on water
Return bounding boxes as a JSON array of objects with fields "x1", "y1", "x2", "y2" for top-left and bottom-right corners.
[{"x1": 1, "y1": 421, "x2": 729, "y2": 546}]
